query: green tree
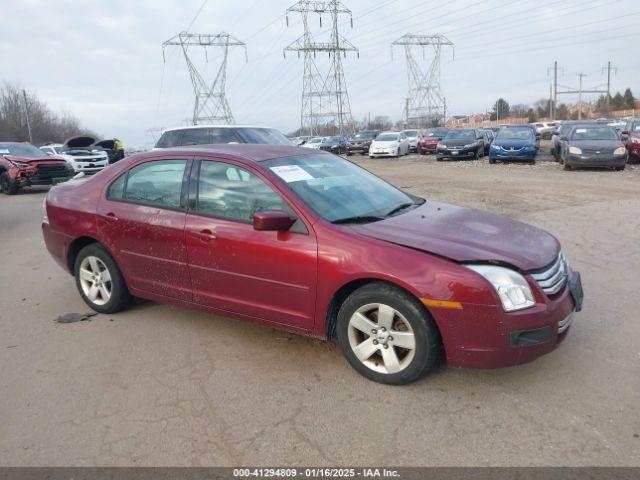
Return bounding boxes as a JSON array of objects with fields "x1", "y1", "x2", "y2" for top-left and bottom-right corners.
[
  {"x1": 623, "y1": 88, "x2": 635, "y2": 109},
  {"x1": 527, "y1": 108, "x2": 537, "y2": 123},
  {"x1": 556, "y1": 103, "x2": 569, "y2": 120},
  {"x1": 611, "y1": 92, "x2": 624, "y2": 110},
  {"x1": 490, "y1": 98, "x2": 510, "y2": 121}
]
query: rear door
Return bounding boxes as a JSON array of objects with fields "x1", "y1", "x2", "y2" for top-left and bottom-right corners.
[
  {"x1": 184, "y1": 159, "x2": 318, "y2": 330},
  {"x1": 97, "y1": 158, "x2": 193, "y2": 301}
]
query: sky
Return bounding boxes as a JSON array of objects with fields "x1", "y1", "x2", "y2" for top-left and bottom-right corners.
[{"x1": 1, "y1": 0, "x2": 638, "y2": 148}]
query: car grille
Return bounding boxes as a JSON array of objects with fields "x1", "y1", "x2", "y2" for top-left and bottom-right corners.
[
  {"x1": 36, "y1": 164, "x2": 70, "y2": 179},
  {"x1": 75, "y1": 156, "x2": 105, "y2": 163},
  {"x1": 504, "y1": 146, "x2": 524, "y2": 151},
  {"x1": 530, "y1": 254, "x2": 568, "y2": 296},
  {"x1": 582, "y1": 148, "x2": 612, "y2": 155}
]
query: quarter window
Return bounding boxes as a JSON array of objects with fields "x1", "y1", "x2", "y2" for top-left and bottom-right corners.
[
  {"x1": 197, "y1": 161, "x2": 286, "y2": 222},
  {"x1": 107, "y1": 173, "x2": 126, "y2": 200},
  {"x1": 122, "y1": 160, "x2": 187, "y2": 209}
]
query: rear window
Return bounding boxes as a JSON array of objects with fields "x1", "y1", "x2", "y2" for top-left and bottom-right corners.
[
  {"x1": 155, "y1": 130, "x2": 183, "y2": 148},
  {"x1": 236, "y1": 128, "x2": 292, "y2": 145}
]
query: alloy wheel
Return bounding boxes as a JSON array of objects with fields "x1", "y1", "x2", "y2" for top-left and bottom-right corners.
[
  {"x1": 78, "y1": 256, "x2": 112, "y2": 306},
  {"x1": 347, "y1": 303, "x2": 416, "y2": 374}
]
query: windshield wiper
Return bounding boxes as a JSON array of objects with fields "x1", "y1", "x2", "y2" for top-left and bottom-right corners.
[
  {"x1": 385, "y1": 201, "x2": 420, "y2": 218},
  {"x1": 332, "y1": 215, "x2": 384, "y2": 225}
]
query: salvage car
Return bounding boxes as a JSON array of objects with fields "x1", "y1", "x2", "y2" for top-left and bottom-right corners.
[
  {"x1": 0, "y1": 143, "x2": 74, "y2": 195},
  {"x1": 401, "y1": 129, "x2": 420, "y2": 152},
  {"x1": 369, "y1": 132, "x2": 410, "y2": 158},
  {"x1": 346, "y1": 130, "x2": 380, "y2": 155},
  {"x1": 559, "y1": 125, "x2": 627, "y2": 171},
  {"x1": 154, "y1": 125, "x2": 293, "y2": 149},
  {"x1": 59, "y1": 136, "x2": 109, "y2": 174},
  {"x1": 42, "y1": 145, "x2": 582, "y2": 385},
  {"x1": 319, "y1": 136, "x2": 348, "y2": 155},
  {"x1": 436, "y1": 128, "x2": 485, "y2": 160},
  {"x1": 489, "y1": 127, "x2": 538, "y2": 164},
  {"x1": 620, "y1": 118, "x2": 640, "y2": 162},
  {"x1": 418, "y1": 128, "x2": 448, "y2": 155}
]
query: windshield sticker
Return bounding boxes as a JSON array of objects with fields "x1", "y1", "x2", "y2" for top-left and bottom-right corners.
[
  {"x1": 0, "y1": 149, "x2": 10, "y2": 154},
  {"x1": 270, "y1": 165, "x2": 314, "y2": 183},
  {"x1": 575, "y1": 128, "x2": 587, "y2": 133}
]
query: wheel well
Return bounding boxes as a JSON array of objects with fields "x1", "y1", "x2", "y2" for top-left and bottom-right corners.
[
  {"x1": 324, "y1": 278, "x2": 437, "y2": 339},
  {"x1": 66, "y1": 236, "x2": 99, "y2": 273}
]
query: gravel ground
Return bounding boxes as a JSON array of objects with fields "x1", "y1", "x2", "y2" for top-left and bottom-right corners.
[{"x1": 0, "y1": 141, "x2": 639, "y2": 466}]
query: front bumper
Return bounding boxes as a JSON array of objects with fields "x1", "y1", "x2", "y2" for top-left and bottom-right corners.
[
  {"x1": 566, "y1": 153, "x2": 626, "y2": 168},
  {"x1": 347, "y1": 143, "x2": 371, "y2": 153},
  {"x1": 435, "y1": 270, "x2": 582, "y2": 369},
  {"x1": 70, "y1": 160, "x2": 109, "y2": 173},
  {"x1": 419, "y1": 143, "x2": 438, "y2": 153},
  {"x1": 369, "y1": 148, "x2": 399, "y2": 157},
  {"x1": 490, "y1": 149, "x2": 537, "y2": 161},
  {"x1": 627, "y1": 143, "x2": 640, "y2": 159},
  {"x1": 436, "y1": 147, "x2": 476, "y2": 159}
]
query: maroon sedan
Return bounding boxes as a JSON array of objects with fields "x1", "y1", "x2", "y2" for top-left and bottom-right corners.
[
  {"x1": 42, "y1": 145, "x2": 583, "y2": 384},
  {"x1": 418, "y1": 128, "x2": 449, "y2": 155}
]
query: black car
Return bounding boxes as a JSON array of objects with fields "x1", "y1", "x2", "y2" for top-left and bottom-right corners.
[
  {"x1": 560, "y1": 125, "x2": 627, "y2": 171},
  {"x1": 346, "y1": 130, "x2": 380, "y2": 155},
  {"x1": 319, "y1": 136, "x2": 348, "y2": 154},
  {"x1": 436, "y1": 129, "x2": 485, "y2": 160},
  {"x1": 552, "y1": 121, "x2": 595, "y2": 162}
]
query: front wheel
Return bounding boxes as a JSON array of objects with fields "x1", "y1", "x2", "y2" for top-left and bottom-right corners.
[
  {"x1": 74, "y1": 243, "x2": 132, "y2": 314},
  {"x1": 0, "y1": 173, "x2": 18, "y2": 195},
  {"x1": 337, "y1": 282, "x2": 441, "y2": 385}
]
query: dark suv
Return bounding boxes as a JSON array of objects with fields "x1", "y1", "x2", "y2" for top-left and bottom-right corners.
[{"x1": 346, "y1": 130, "x2": 380, "y2": 155}]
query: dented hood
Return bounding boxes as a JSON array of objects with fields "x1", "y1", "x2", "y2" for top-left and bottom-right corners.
[{"x1": 350, "y1": 201, "x2": 559, "y2": 271}]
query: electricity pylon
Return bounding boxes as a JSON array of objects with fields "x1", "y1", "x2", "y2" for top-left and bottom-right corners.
[
  {"x1": 392, "y1": 34, "x2": 453, "y2": 128},
  {"x1": 284, "y1": 1, "x2": 358, "y2": 136},
  {"x1": 163, "y1": 31, "x2": 247, "y2": 125}
]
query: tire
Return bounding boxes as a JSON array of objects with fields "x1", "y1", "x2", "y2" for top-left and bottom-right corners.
[
  {"x1": 615, "y1": 165, "x2": 626, "y2": 171},
  {"x1": 336, "y1": 282, "x2": 441, "y2": 385},
  {"x1": 473, "y1": 148, "x2": 480, "y2": 160},
  {"x1": 0, "y1": 173, "x2": 18, "y2": 195},
  {"x1": 489, "y1": 157, "x2": 496, "y2": 164},
  {"x1": 74, "y1": 243, "x2": 132, "y2": 314},
  {"x1": 563, "y1": 163, "x2": 572, "y2": 171}
]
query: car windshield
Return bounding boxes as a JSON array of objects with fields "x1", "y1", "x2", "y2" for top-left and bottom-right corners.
[
  {"x1": 353, "y1": 132, "x2": 377, "y2": 140},
  {"x1": 0, "y1": 144, "x2": 47, "y2": 158},
  {"x1": 496, "y1": 129, "x2": 534, "y2": 140},
  {"x1": 376, "y1": 134, "x2": 399, "y2": 141},
  {"x1": 571, "y1": 127, "x2": 618, "y2": 140},
  {"x1": 263, "y1": 154, "x2": 420, "y2": 223},
  {"x1": 445, "y1": 130, "x2": 475, "y2": 140},
  {"x1": 403, "y1": 130, "x2": 418, "y2": 137},
  {"x1": 323, "y1": 136, "x2": 342, "y2": 143},
  {"x1": 426, "y1": 129, "x2": 447, "y2": 137}
]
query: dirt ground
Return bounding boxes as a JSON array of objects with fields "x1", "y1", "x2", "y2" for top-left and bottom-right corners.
[{"x1": 1, "y1": 141, "x2": 639, "y2": 466}]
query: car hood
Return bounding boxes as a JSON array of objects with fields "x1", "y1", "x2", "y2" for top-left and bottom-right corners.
[
  {"x1": 2, "y1": 155, "x2": 67, "y2": 165},
  {"x1": 570, "y1": 139, "x2": 623, "y2": 149},
  {"x1": 442, "y1": 138, "x2": 474, "y2": 146},
  {"x1": 350, "y1": 201, "x2": 559, "y2": 271},
  {"x1": 494, "y1": 139, "x2": 536, "y2": 148},
  {"x1": 63, "y1": 135, "x2": 97, "y2": 148},
  {"x1": 372, "y1": 140, "x2": 398, "y2": 146}
]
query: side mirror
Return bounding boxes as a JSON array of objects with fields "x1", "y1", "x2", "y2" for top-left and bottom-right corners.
[
  {"x1": 560, "y1": 136, "x2": 568, "y2": 141},
  {"x1": 253, "y1": 210, "x2": 296, "y2": 231}
]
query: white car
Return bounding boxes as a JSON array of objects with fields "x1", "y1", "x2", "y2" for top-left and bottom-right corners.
[
  {"x1": 531, "y1": 122, "x2": 559, "y2": 137},
  {"x1": 369, "y1": 132, "x2": 410, "y2": 158},
  {"x1": 401, "y1": 129, "x2": 421, "y2": 152},
  {"x1": 41, "y1": 141, "x2": 108, "y2": 174},
  {"x1": 301, "y1": 137, "x2": 324, "y2": 149},
  {"x1": 154, "y1": 125, "x2": 293, "y2": 149}
]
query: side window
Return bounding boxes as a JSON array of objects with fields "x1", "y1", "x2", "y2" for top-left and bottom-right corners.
[
  {"x1": 210, "y1": 128, "x2": 244, "y2": 144},
  {"x1": 107, "y1": 173, "x2": 127, "y2": 200},
  {"x1": 122, "y1": 160, "x2": 187, "y2": 209},
  {"x1": 197, "y1": 161, "x2": 287, "y2": 223}
]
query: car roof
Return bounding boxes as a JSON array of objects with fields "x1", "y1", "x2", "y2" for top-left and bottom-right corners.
[
  {"x1": 155, "y1": 144, "x2": 325, "y2": 162},
  {"x1": 161, "y1": 124, "x2": 277, "y2": 134}
]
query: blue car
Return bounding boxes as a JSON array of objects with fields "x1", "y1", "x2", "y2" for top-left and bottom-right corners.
[{"x1": 489, "y1": 127, "x2": 538, "y2": 164}]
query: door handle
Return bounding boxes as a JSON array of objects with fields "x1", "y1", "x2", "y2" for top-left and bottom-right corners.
[
  {"x1": 102, "y1": 212, "x2": 118, "y2": 223},
  {"x1": 190, "y1": 229, "x2": 217, "y2": 242}
]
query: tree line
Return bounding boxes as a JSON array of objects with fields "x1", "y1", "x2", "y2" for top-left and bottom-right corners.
[{"x1": 0, "y1": 83, "x2": 95, "y2": 145}]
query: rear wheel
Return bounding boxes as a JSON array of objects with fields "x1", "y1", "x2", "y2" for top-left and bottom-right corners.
[
  {"x1": 615, "y1": 165, "x2": 626, "y2": 171},
  {"x1": 74, "y1": 243, "x2": 132, "y2": 314},
  {"x1": 337, "y1": 282, "x2": 440, "y2": 385}
]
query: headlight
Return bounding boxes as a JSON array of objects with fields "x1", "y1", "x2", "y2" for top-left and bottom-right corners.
[
  {"x1": 10, "y1": 160, "x2": 30, "y2": 168},
  {"x1": 491, "y1": 144, "x2": 501, "y2": 150},
  {"x1": 463, "y1": 143, "x2": 475, "y2": 149},
  {"x1": 467, "y1": 265, "x2": 536, "y2": 312},
  {"x1": 437, "y1": 143, "x2": 446, "y2": 149},
  {"x1": 614, "y1": 146, "x2": 626, "y2": 155},
  {"x1": 568, "y1": 146, "x2": 582, "y2": 155}
]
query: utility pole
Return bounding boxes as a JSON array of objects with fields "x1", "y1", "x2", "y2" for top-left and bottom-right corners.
[
  {"x1": 22, "y1": 90, "x2": 33, "y2": 144},
  {"x1": 443, "y1": 96, "x2": 447, "y2": 126},
  {"x1": 496, "y1": 99, "x2": 499, "y2": 123},
  {"x1": 546, "y1": 61, "x2": 562, "y2": 120},
  {"x1": 391, "y1": 34, "x2": 453, "y2": 129},
  {"x1": 284, "y1": 0, "x2": 358, "y2": 136},
  {"x1": 577, "y1": 73, "x2": 586, "y2": 120},
  {"x1": 163, "y1": 32, "x2": 247, "y2": 125},
  {"x1": 601, "y1": 61, "x2": 617, "y2": 111}
]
